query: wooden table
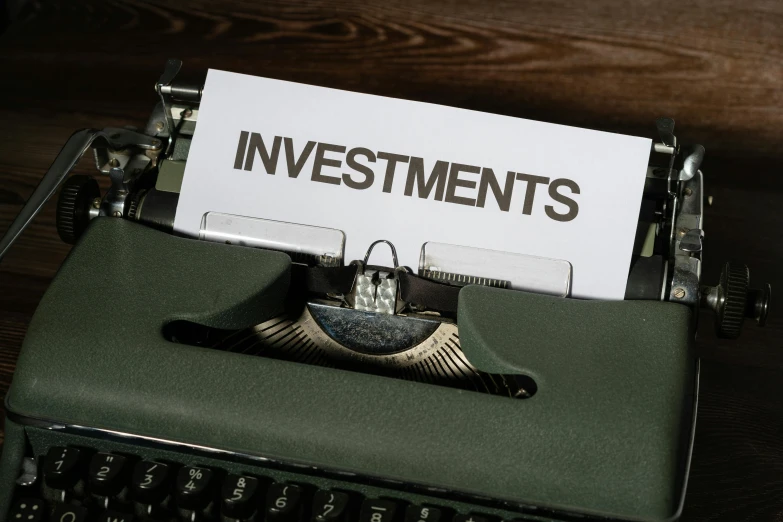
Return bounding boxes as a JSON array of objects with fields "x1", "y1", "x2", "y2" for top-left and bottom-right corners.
[{"x1": 1, "y1": 1, "x2": 782, "y2": 519}]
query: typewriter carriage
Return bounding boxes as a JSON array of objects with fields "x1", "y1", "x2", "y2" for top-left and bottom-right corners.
[{"x1": 0, "y1": 60, "x2": 767, "y2": 341}]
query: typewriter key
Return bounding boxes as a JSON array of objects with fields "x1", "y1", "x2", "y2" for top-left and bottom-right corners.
[
  {"x1": 405, "y1": 506, "x2": 443, "y2": 522},
  {"x1": 312, "y1": 490, "x2": 350, "y2": 522},
  {"x1": 44, "y1": 446, "x2": 84, "y2": 491},
  {"x1": 51, "y1": 503, "x2": 88, "y2": 522},
  {"x1": 132, "y1": 461, "x2": 171, "y2": 504},
  {"x1": 266, "y1": 483, "x2": 304, "y2": 522},
  {"x1": 9, "y1": 499, "x2": 46, "y2": 522},
  {"x1": 359, "y1": 499, "x2": 399, "y2": 522},
  {"x1": 176, "y1": 466, "x2": 215, "y2": 510},
  {"x1": 88, "y1": 453, "x2": 128, "y2": 496},
  {"x1": 222, "y1": 474, "x2": 261, "y2": 519},
  {"x1": 97, "y1": 511, "x2": 134, "y2": 522}
]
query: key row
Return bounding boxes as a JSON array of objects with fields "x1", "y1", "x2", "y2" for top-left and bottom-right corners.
[
  {"x1": 12, "y1": 498, "x2": 497, "y2": 522},
  {"x1": 33, "y1": 447, "x2": 503, "y2": 522}
]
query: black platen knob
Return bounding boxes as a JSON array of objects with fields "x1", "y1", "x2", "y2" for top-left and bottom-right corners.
[
  {"x1": 715, "y1": 262, "x2": 749, "y2": 339},
  {"x1": 56, "y1": 175, "x2": 100, "y2": 244},
  {"x1": 703, "y1": 262, "x2": 771, "y2": 339}
]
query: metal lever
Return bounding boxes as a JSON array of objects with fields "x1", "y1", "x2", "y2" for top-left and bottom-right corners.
[
  {"x1": 156, "y1": 58, "x2": 183, "y2": 94},
  {"x1": 679, "y1": 228, "x2": 704, "y2": 252},
  {"x1": 655, "y1": 117, "x2": 677, "y2": 149},
  {"x1": 0, "y1": 128, "x2": 161, "y2": 261},
  {"x1": 680, "y1": 144, "x2": 705, "y2": 181}
]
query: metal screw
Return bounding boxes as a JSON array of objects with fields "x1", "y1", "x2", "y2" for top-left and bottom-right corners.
[
  {"x1": 112, "y1": 211, "x2": 122, "y2": 218},
  {"x1": 108, "y1": 158, "x2": 120, "y2": 168},
  {"x1": 151, "y1": 139, "x2": 161, "y2": 148},
  {"x1": 155, "y1": 121, "x2": 165, "y2": 132},
  {"x1": 673, "y1": 287, "x2": 686, "y2": 299},
  {"x1": 181, "y1": 108, "x2": 193, "y2": 118},
  {"x1": 684, "y1": 188, "x2": 693, "y2": 197},
  {"x1": 678, "y1": 228, "x2": 688, "y2": 238},
  {"x1": 92, "y1": 198, "x2": 101, "y2": 209}
]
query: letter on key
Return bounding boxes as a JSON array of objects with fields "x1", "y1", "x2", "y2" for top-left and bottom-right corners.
[
  {"x1": 88, "y1": 453, "x2": 128, "y2": 496},
  {"x1": 51, "y1": 503, "x2": 88, "y2": 522},
  {"x1": 266, "y1": 483, "x2": 303, "y2": 522},
  {"x1": 132, "y1": 461, "x2": 171, "y2": 504},
  {"x1": 222, "y1": 474, "x2": 261, "y2": 519},
  {"x1": 176, "y1": 466, "x2": 215, "y2": 510},
  {"x1": 405, "y1": 506, "x2": 443, "y2": 522},
  {"x1": 359, "y1": 499, "x2": 398, "y2": 522},
  {"x1": 44, "y1": 447, "x2": 83, "y2": 490},
  {"x1": 313, "y1": 490, "x2": 351, "y2": 522}
]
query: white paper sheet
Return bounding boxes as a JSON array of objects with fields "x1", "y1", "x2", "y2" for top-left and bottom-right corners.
[{"x1": 174, "y1": 69, "x2": 651, "y2": 300}]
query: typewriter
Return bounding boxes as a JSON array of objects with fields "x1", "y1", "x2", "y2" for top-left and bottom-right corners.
[{"x1": 0, "y1": 60, "x2": 771, "y2": 522}]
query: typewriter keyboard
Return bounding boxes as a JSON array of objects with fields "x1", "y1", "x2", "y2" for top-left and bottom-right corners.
[{"x1": 5, "y1": 427, "x2": 553, "y2": 522}]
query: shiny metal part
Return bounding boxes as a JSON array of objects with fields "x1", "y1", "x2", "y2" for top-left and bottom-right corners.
[
  {"x1": 199, "y1": 212, "x2": 345, "y2": 267},
  {"x1": 155, "y1": 59, "x2": 202, "y2": 141},
  {"x1": 419, "y1": 242, "x2": 571, "y2": 297},
  {"x1": 155, "y1": 58, "x2": 182, "y2": 139},
  {"x1": 363, "y1": 240, "x2": 399, "y2": 268},
  {"x1": 656, "y1": 117, "x2": 680, "y2": 197},
  {"x1": 16, "y1": 457, "x2": 37, "y2": 486},
  {"x1": 145, "y1": 102, "x2": 170, "y2": 139},
  {"x1": 104, "y1": 167, "x2": 132, "y2": 220},
  {"x1": 353, "y1": 241, "x2": 401, "y2": 314},
  {"x1": 653, "y1": 143, "x2": 676, "y2": 155},
  {"x1": 0, "y1": 128, "x2": 161, "y2": 261},
  {"x1": 217, "y1": 301, "x2": 533, "y2": 397},
  {"x1": 668, "y1": 171, "x2": 703, "y2": 307},
  {"x1": 679, "y1": 145, "x2": 705, "y2": 181},
  {"x1": 170, "y1": 104, "x2": 199, "y2": 136},
  {"x1": 353, "y1": 269, "x2": 398, "y2": 314},
  {"x1": 679, "y1": 229, "x2": 704, "y2": 253},
  {"x1": 656, "y1": 117, "x2": 677, "y2": 149},
  {"x1": 155, "y1": 58, "x2": 183, "y2": 95},
  {"x1": 753, "y1": 284, "x2": 772, "y2": 327},
  {"x1": 419, "y1": 269, "x2": 509, "y2": 289}
]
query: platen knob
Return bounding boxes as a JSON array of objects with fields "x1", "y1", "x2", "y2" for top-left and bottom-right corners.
[
  {"x1": 56, "y1": 174, "x2": 100, "y2": 244},
  {"x1": 702, "y1": 262, "x2": 771, "y2": 339},
  {"x1": 715, "y1": 262, "x2": 749, "y2": 339}
]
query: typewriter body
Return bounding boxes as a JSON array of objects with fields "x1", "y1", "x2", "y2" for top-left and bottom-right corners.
[{"x1": 0, "y1": 60, "x2": 770, "y2": 522}]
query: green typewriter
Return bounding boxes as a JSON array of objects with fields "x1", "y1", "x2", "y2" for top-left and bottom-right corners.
[{"x1": 0, "y1": 60, "x2": 770, "y2": 522}]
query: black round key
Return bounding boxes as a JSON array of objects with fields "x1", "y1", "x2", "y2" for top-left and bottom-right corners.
[
  {"x1": 132, "y1": 461, "x2": 171, "y2": 503},
  {"x1": 313, "y1": 490, "x2": 350, "y2": 522},
  {"x1": 221, "y1": 474, "x2": 260, "y2": 519},
  {"x1": 44, "y1": 446, "x2": 83, "y2": 490},
  {"x1": 89, "y1": 453, "x2": 128, "y2": 496},
  {"x1": 51, "y1": 503, "x2": 89, "y2": 522},
  {"x1": 176, "y1": 466, "x2": 215, "y2": 510},
  {"x1": 266, "y1": 483, "x2": 303, "y2": 522},
  {"x1": 98, "y1": 511, "x2": 134, "y2": 522},
  {"x1": 9, "y1": 499, "x2": 46, "y2": 522},
  {"x1": 359, "y1": 499, "x2": 399, "y2": 522}
]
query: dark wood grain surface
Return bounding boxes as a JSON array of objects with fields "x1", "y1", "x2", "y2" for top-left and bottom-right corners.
[{"x1": 0, "y1": 1, "x2": 781, "y2": 519}]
